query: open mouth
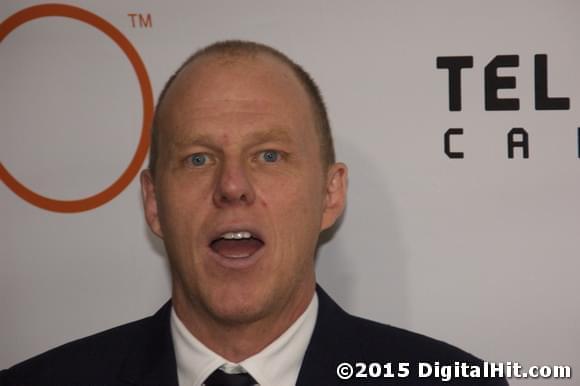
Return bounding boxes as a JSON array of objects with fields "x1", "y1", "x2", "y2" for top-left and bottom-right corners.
[{"x1": 209, "y1": 231, "x2": 265, "y2": 259}]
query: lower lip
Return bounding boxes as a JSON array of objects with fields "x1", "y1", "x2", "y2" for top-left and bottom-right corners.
[{"x1": 207, "y1": 245, "x2": 264, "y2": 270}]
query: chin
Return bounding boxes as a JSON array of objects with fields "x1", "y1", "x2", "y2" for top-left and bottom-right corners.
[
  {"x1": 206, "y1": 283, "x2": 275, "y2": 324},
  {"x1": 209, "y1": 299, "x2": 271, "y2": 326}
]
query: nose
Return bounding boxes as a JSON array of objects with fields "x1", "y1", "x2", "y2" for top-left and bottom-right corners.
[{"x1": 213, "y1": 160, "x2": 256, "y2": 207}]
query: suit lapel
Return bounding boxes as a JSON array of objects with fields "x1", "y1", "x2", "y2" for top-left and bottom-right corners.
[
  {"x1": 118, "y1": 301, "x2": 179, "y2": 386},
  {"x1": 296, "y1": 286, "x2": 362, "y2": 386},
  {"x1": 116, "y1": 288, "x2": 354, "y2": 386}
]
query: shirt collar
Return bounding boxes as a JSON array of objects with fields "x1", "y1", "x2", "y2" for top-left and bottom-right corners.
[{"x1": 170, "y1": 293, "x2": 318, "y2": 386}]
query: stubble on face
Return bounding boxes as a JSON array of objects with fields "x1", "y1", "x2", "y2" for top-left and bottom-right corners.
[{"x1": 142, "y1": 52, "x2": 344, "y2": 360}]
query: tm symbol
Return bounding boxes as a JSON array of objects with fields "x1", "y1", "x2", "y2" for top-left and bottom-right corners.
[{"x1": 128, "y1": 13, "x2": 152, "y2": 28}]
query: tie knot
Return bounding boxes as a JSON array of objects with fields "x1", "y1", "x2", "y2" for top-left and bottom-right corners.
[{"x1": 204, "y1": 368, "x2": 257, "y2": 386}]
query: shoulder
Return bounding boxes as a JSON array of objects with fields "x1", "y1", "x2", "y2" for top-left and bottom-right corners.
[
  {"x1": 1, "y1": 303, "x2": 170, "y2": 386},
  {"x1": 316, "y1": 286, "x2": 480, "y2": 363},
  {"x1": 345, "y1": 313, "x2": 481, "y2": 363},
  {"x1": 309, "y1": 287, "x2": 508, "y2": 385},
  {"x1": 340, "y1": 317, "x2": 509, "y2": 385}
]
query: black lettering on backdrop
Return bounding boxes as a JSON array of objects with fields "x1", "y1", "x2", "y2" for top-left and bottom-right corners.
[
  {"x1": 485, "y1": 55, "x2": 520, "y2": 111},
  {"x1": 444, "y1": 128, "x2": 464, "y2": 159},
  {"x1": 437, "y1": 54, "x2": 575, "y2": 159},
  {"x1": 436, "y1": 56, "x2": 474, "y2": 111},
  {"x1": 535, "y1": 54, "x2": 570, "y2": 110},
  {"x1": 508, "y1": 128, "x2": 529, "y2": 159}
]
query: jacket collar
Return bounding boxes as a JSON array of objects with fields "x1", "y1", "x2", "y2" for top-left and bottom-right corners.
[
  {"x1": 118, "y1": 285, "x2": 352, "y2": 386},
  {"x1": 119, "y1": 301, "x2": 179, "y2": 386},
  {"x1": 296, "y1": 285, "x2": 361, "y2": 385}
]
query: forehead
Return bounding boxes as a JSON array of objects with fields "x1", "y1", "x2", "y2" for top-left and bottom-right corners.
[{"x1": 157, "y1": 53, "x2": 317, "y2": 142}]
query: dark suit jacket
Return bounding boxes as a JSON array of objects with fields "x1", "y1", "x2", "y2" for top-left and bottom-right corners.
[{"x1": 1, "y1": 286, "x2": 508, "y2": 385}]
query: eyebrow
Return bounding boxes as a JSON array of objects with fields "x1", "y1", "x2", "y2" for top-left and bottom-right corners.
[
  {"x1": 246, "y1": 127, "x2": 294, "y2": 145},
  {"x1": 171, "y1": 132, "x2": 216, "y2": 149},
  {"x1": 171, "y1": 127, "x2": 295, "y2": 149}
]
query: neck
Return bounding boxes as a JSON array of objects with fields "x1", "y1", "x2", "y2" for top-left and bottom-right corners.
[{"x1": 172, "y1": 281, "x2": 315, "y2": 362}]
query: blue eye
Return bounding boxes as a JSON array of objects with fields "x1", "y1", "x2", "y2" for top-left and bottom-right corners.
[
  {"x1": 189, "y1": 153, "x2": 208, "y2": 166},
  {"x1": 260, "y1": 150, "x2": 280, "y2": 163}
]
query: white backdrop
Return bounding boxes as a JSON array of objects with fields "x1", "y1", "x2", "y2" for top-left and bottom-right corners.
[{"x1": 1, "y1": 1, "x2": 579, "y2": 384}]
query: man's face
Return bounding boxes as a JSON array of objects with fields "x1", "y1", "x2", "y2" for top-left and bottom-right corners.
[{"x1": 141, "y1": 53, "x2": 346, "y2": 326}]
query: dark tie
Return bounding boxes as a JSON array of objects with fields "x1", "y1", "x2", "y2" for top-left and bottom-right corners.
[{"x1": 204, "y1": 368, "x2": 257, "y2": 386}]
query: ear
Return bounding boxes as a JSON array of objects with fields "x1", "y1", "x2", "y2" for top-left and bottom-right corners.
[
  {"x1": 321, "y1": 162, "x2": 348, "y2": 231},
  {"x1": 140, "y1": 169, "x2": 163, "y2": 238}
]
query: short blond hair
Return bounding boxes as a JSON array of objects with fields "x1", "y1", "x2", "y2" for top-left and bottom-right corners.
[{"x1": 149, "y1": 40, "x2": 335, "y2": 175}]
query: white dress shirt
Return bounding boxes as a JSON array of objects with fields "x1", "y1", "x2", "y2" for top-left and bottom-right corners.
[{"x1": 170, "y1": 293, "x2": 318, "y2": 386}]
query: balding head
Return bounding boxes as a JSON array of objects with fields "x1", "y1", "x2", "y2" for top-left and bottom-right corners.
[
  {"x1": 149, "y1": 40, "x2": 335, "y2": 176},
  {"x1": 140, "y1": 40, "x2": 348, "y2": 353}
]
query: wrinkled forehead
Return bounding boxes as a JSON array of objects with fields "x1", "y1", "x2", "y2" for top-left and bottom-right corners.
[{"x1": 157, "y1": 53, "x2": 316, "y2": 133}]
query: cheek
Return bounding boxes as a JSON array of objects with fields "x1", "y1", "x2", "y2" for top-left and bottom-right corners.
[
  {"x1": 157, "y1": 178, "x2": 211, "y2": 245},
  {"x1": 160, "y1": 171, "x2": 214, "y2": 210},
  {"x1": 265, "y1": 178, "x2": 325, "y2": 239},
  {"x1": 261, "y1": 171, "x2": 323, "y2": 206},
  {"x1": 156, "y1": 188, "x2": 208, "y2": 281}
]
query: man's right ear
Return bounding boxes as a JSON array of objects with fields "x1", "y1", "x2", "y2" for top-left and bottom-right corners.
[{"x1": 140, "y1": 169, "x2": 163, "y2": 238}]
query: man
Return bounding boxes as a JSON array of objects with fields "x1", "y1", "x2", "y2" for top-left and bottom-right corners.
[{"x1": 1, "y1": 40, "x2": 507, "y2": 385}]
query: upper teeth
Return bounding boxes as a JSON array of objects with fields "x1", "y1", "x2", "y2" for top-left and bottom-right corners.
[{"x1": 220, "y1": 231, "x2": 253, "y2": 240}]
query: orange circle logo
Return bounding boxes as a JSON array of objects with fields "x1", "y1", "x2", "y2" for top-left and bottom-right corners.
[{"x1": 0, "y1": 4, "x2": 153, "y2": 213}]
